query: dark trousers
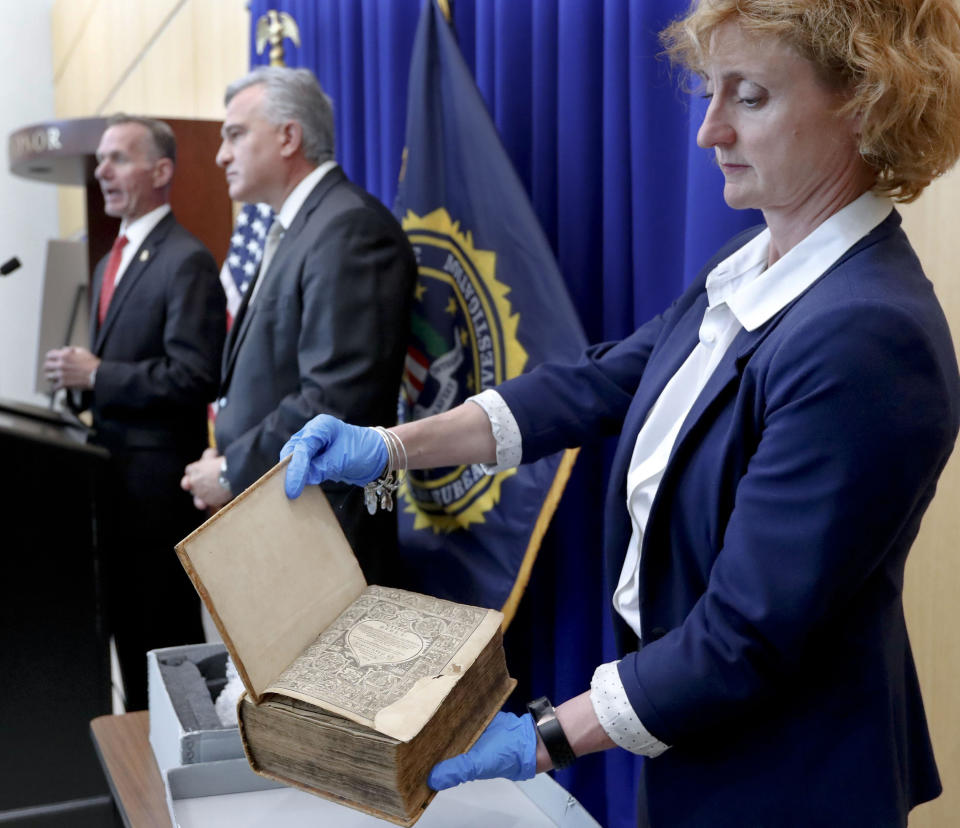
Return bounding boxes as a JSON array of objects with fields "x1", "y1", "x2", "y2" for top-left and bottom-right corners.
[{"x1": 100, "y1": 446, "x2": 205, "y2": 710}]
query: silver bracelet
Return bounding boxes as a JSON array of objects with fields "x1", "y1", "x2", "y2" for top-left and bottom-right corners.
[{"x1": 363, "y1": 427, "x2": 408, "y2": 514}]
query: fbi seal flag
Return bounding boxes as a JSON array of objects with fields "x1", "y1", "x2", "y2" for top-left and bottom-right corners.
[
  {"x1": 400, "y1": 208, "x2": 525, "y2": 532},
  {"x1": 393, "y1": 0, "x2": 586, "y2": 624}
]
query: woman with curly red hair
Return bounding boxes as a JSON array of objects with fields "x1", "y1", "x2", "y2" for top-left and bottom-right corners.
[{"x1": 284, "y1": 1, "x2": 960, "y2": 824}]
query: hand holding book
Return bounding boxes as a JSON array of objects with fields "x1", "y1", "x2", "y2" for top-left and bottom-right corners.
[
  {"x1": 427, "y1": 712, "x2": 537, "y2": 791},
  {"x1": 176, "y1": 463, "x2": 517, "y2": 825}
]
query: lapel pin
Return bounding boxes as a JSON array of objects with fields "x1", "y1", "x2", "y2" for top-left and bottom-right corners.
[{"x1": 140, "y1": 249, "x2": 150, "y2": 262}]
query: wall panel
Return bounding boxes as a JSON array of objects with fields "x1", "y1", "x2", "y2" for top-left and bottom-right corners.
[
  {"x1": 192, "y1": 0, "x2": 249, "y2": 117},
  {"x1": 138, "y1": 10, "x2": 200, "y2": 118},
  {"x1": 51, "y1": 0, "x2": 97, "y2": 82},
  {"x1": 52, "y1": 0, "x2": 247, "y2": 237},
  {"x1": 900, "y1": 167, "x2": 960, "y2": 828}
]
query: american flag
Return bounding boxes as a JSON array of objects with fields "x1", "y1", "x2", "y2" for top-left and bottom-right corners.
[{"x1": 219, "y1": 202, "x2": 275, "y2": 324}]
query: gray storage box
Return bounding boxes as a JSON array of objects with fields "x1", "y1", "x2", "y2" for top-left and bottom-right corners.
[
  {"x1": 150, "y1": 645, "x2": 601, "y2": 828},
  {"x1": 147, "y1": 643, "x2": 283, "y2": 823},
  {"x1": 148, "y1": 643, "x2": 244, "y2": 766}
]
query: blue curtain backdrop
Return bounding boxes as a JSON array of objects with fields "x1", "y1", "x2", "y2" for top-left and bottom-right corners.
[{"x1": 248, "y1": 2, "x2": 761, "y2": 826}]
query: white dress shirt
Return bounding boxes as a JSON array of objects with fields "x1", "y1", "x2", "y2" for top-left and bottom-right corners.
[
  {"x1": 113, "y1": 203, "x2": 171, "y2": 288},
  {"x1": 470, "y1": 190, "x2": 893, "y2": 756},
  {"x1": 246, "y1": 160, "x2": 338, "y2": 307}
]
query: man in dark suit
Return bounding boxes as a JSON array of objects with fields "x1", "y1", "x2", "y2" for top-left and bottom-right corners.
[
  {"x1": 180, "y1": 67, "x2": 416, "y2": 581},
  {"x1": 44, "y1": 115, "x2": 226, "y2": 710}
]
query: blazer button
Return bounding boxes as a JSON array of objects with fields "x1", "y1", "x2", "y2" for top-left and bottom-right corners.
[
  {"x1": 218, "y1": 396, "x2": 228, "y2": 410},
  {"x1": 647, "y1": 627, "x2": 667, "y2": 643}
]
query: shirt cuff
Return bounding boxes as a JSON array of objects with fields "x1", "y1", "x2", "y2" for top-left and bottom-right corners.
[
  {"x1": 467, "y1": 389, "x2": 522, "y2": 473},
  {"x1": 590, "y1": 661, "x2": 669, "y2": 757}
]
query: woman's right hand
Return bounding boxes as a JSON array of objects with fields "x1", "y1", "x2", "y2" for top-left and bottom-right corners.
[{"x1": 281, "y1": 415, "x2": 388, "y2": 498}]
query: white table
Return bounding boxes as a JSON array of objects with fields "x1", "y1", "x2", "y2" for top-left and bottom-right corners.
[
  {"x1": 91, "y1": 712, "x2": 600, "y2": 828},
  {"x1": 174, "y1": 775, "x2": 599, "y2": 828}
]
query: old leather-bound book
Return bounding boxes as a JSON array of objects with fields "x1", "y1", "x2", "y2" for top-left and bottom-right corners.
[{"x1": 176, "y1": 459, "x2": 515, "y2": 826}]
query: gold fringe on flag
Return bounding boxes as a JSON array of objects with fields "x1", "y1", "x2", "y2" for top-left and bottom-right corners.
[{"x1": 499, "y1": 447, "x2": 580, "y2": 629}]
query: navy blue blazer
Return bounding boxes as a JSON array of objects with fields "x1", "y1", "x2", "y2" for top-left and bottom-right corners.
[
  {"x1": 497, "y1": 211, "x2": 957, "y2": 826},
  {"x1": 89, "y1": 212, "x2": 225, "y2": 451}
]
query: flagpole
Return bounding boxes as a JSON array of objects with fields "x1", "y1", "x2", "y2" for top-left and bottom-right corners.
[
  {"x1": 499, "y1": 448, "x2": 580, "y2": 628},
  {"x1": 435, "y1": 0, "x2": 452, "y2": 24}
]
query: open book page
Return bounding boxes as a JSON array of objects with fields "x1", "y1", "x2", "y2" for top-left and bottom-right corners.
[
  {"x1": 176, "y1": 459, "x2": 367, "y2": 702},
  {"x1": 265, "y1": 585, "x2": 503, "y2": 741}
]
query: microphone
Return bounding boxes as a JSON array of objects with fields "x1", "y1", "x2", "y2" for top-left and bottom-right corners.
[{"x1": 0, "y1": 257, "x2": 21, "y2": 276}]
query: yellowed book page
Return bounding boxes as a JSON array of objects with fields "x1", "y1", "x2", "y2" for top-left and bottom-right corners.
[
  {"x1": 266, "y1": 585, "x2": 504, "y2": 741},
  {"x1": 177, "y1": 459, "x2": 367, "y2": 701}
]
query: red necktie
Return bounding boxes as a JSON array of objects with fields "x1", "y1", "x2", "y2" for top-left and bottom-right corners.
[{"x1": 98, "y1": 234, "x2": 129, "y2": 325}]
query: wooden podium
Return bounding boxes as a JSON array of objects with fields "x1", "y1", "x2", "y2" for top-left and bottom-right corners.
[{"x1": 8, "y1": 116, "x2": 231, "y2": 279}]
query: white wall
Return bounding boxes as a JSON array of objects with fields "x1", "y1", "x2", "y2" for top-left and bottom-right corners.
[{"x1": 0, "y1": 0, "x2": 61, "y2": 404}]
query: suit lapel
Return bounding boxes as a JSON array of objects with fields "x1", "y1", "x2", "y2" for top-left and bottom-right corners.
[
  {"x1": 606, "y1": 295, "x2": 708, "y2": 498},
  {"x1": 89, "y1": 259, "x2": 106, "y2": 349},
  {"x1": 221, "y1": 253, "x2": 276, "y2": 388},
  {"x1": 606, "y1": 291, "x2": 788, "y2": 575},
  {"x1": 221, "y1": 279, "x2": 253, "y2": 375},
  {"x1": 655, "y1": 211, "x2": 900, "y2": 484},
  {"x1": 94, "y1": 214, "x2": 174, "y2": 353},
  {"x1": 223, "y1": 244, "x2": 276, "y2": 375},
  {"x1": 669, "y1": 322, "x2": 771, "y2": 463},
  {"x1": 220, "y1": 168, "x2": 346, "y2": 390}
]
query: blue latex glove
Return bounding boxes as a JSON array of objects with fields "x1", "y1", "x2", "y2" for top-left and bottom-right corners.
[
  {"x1": 428, "y1": 712, "x2": 537, "y2": 791},
  {"x1": 281, "y1": 414, "x2": 387, "y2": 498}
]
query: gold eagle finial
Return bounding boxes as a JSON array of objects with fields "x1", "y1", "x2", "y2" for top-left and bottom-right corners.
[{"x1": 255, "y1": 9, "x2": 301, "y2": 67}]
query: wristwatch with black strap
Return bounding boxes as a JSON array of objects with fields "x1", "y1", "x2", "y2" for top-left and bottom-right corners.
[{"x1": 526, "y1": 696, "x2": 577, "y2": 770}]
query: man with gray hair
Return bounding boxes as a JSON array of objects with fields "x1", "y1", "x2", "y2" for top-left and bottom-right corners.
[{"x1": 181, "y1": 67, "x2": 416, "y2": 581}]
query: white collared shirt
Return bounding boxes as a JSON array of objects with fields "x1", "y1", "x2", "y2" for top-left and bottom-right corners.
[
  {"x1": 246, "y1": 160, "x2": 338, "y2": 307},
  {"x1": 113, "y1": 203, "x2": 171, "y2": 287},
  {"x1": 471, "y1": 190, "x2": 893, "y2": 756}
]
